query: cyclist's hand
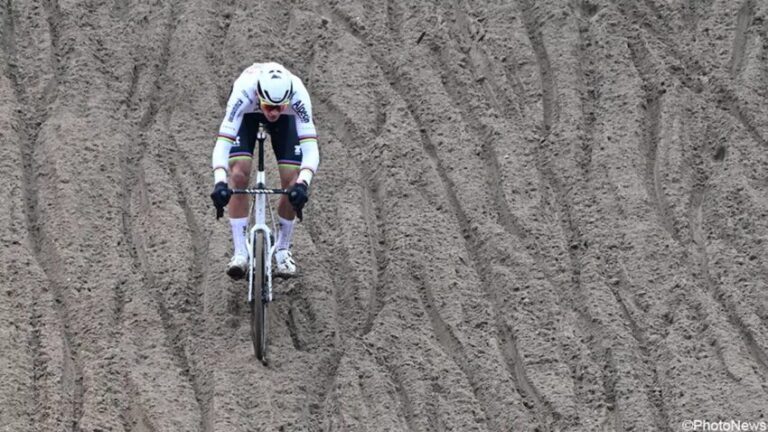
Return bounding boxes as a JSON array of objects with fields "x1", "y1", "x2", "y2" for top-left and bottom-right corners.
[
  {"x1": 288, "y1": 182, "x2": 309, "y2": 219},
  {"x1": 210, "y1": 181, "x2": 231, "y2": 219}
]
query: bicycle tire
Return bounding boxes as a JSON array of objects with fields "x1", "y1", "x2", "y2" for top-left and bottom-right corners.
[{"x1": 249, "y1": 232, "x2": 268, "y2": 363}]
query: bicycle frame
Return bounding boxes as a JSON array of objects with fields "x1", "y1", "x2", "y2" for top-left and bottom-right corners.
[
  {"x1": 247, "y1": 172, "x2": 274, "y2": 303},
  {"x1": 231, "y1": 123, "x2": 288, "y2": 303},
  {"x1": 230, "y1": 122, "x2": 289, "y2": 363}
]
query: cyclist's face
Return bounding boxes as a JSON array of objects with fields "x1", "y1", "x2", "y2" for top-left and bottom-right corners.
[{"x1": 260, "y1": 102, "x2": 287, "y2": 122}]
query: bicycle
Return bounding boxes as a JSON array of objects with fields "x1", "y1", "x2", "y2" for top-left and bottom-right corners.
[{"x1": 230, "y1": 122, "x2": 296, "y2": 364}]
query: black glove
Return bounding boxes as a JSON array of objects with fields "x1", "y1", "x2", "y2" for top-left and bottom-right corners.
[
  {"x1": 288, "y1": 182, "x2": 309, "y2": 220},
  {"x1": 210, "y1": 181, "x2": 231, "y2": 219}
]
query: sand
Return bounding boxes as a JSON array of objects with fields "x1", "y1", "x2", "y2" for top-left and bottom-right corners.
[{"x1": 2, "y1": 0, "x2": 767, "y2": 430}]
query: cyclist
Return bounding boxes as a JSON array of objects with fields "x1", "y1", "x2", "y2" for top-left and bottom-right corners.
[{"x1": 210, "y1": 62, "x2": 319, "y2": 279}]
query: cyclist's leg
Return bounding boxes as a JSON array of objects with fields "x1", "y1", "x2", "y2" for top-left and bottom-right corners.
[
  {"x1": 229, "y1": 159, "x2": 252, "y2": 218},
  {"x1": 277, "y1": 167, "x2": 299, "y2": 220},
  {"x1": 268, "y1": 115, "x2": 301, "y2": 273},
  {"x1": 267, "y1": 114, "x2": 302, "y2": 222},
  {"x1": 228, "y1": 113, "x2": 259, "y2": 261}
]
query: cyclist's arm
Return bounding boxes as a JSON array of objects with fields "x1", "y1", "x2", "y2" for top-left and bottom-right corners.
[
  {"x1": 290, "y1": 80, "x2": 319, "y2": 186},
  {"x1": 211, "y1": 77, "x2": 256, "y2": 183}
]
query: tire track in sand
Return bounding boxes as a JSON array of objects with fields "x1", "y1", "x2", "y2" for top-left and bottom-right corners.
[
  {"x1": 518, "y1": 0, "x2": 625, "y2": 427},
  {"x1": 3, "y1": 2, "x2": 85, "y2": 429},
  {"x1": 126, "y1": 379, "x2": 159, "y2": 432},
  {"x1": 450, "y1": 1, "x2": 525, "y2": 123},
  {"x1": 28, "y1": 302, "x2": 45, "y2": 429},
  {"x1": 368, "y1": 346, "x2": 420, "y2": 432},
  {"x1": 447, "y1": 0, "x2": 529, "y2": 243},
  {"x1": 452, "y1": 6, "x2": 609, "y2": 419},
  {"x1": 385, "y1": 3, "x2": 554, "y2": 428},
  {"x1": 302, "y1": 94, "x2": 389, "y2": 431},
  {"x1": 167, "y1": 151, "x2": 214, "y2": 432},
  {"x1": 517, "y1": 0, "x2": 556, "y2": 134},
  {"x1": 315, "y1": 99, "x2": 389, "y2": 338},
  {"x1": 210, "y1": 0, "x2": 235, "y2": 82},
  {"x1": 41, "y1": 0, "x2": 63, "y2": 89},
  {"x1": 321, "y1": 5, "x2": 529, "y2": 430},
  {"x1": 576, "y1": 5, "x2": 676, "y2": 427},
  {"x1": 309, "y1": 349, "x2": 345, "y2": 430},
  {"x1": 422, "y1": 4, "x2": 563, "y2": 428},
  {"x1": 402, "y1": 1, "x2": 574, "y2": 428},
  {"x1": 1, "y1": 3, "x2": 44, "y2": 427},
  {"x1": 617, "y1": 46, "x2": 731, "y2": 415},
  {"x1": 680, "y1": 0, "x2": 715, "y2": 31},
  {"x1": 599, "y1": 348, "x2": 622, "y2": 431},
  {"x1": 119, "y1": 2, "x2": 212, "y2": 430},
  {"x1": 412, "y1": 268, "x2": 493, "y2": 431},
  {"x1": 452, "y1": 3, "x2": 607, "y2": 423},
  {"x1": 307, "y1": 33, "x2": 413, "y2": 431},
  {"x1": 608, "y1": 261, "x2": 671, "y2": 431},
  {"x1": 576, "y1": 2, "x2": 598, "y2": 176},
  {"x1": 616, "y1": 1, "x2": 767, "y2": 148},
  {"x1": 626, "y1": 0, "x2": 768, "y2": 382},
  {"x1": 385, "y1": 2, "x2": 550, "y2": 429},
  {"x1": 729, "y1": 0, "x2": 754, "y2": 78},
  {"x1": 690, "y1": 183, "x2": 768, "y2": 379},
  {"x1": 410, "y1": 120, "x2": 514, "y2": 432},
  {"x1": 689, "y1": 140, "x2": 768, "y2": 387},
  {"x1": 626, "y1": 36, "x2": 679, "y2": 242}
]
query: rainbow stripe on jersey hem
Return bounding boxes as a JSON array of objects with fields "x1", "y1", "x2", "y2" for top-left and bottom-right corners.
[
  {"x1": 229, "y1": 155, "x2": 253, "y2": 162},
  {"x1": 217, "y1": 134, "x2": 236, "y2": 144},
  {"x1": 278, "y1": 160, "x2": 301, "y2": 170},
  {"x1": 298, "y1": 135, "x2": 317, "y2": 144}
]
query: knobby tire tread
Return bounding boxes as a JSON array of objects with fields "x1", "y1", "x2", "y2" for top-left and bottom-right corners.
[{"x1": 250, "y1": 233, "x2": 268, "y2": 363}]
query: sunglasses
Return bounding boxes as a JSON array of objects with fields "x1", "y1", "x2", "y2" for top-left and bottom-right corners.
[{"x1": 259, "y1": 100, "x2": 289, "y2": 115}]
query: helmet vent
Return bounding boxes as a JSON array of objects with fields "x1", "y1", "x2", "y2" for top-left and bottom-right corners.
[{"x1": 257, "y1": 64, "x2": 292, "y2": 105}]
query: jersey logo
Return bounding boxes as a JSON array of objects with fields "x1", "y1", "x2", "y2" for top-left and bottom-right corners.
[
  {"x1": 292, "y1": 101, "x2": 310, "y2": 123},
  {"x1": 240, "y1": 90, "x2": 254, "y2": 104},
  {"x1": 228, "y1": 99, "x2": 243, "y2": 121},
  {"x1": 294, "y1": 145, "x2": 301, "y2": 155}
]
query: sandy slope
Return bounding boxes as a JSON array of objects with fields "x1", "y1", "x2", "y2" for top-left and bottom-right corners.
[{"x1": 2, "y1": 0, "x2": 768, "y2": 430}]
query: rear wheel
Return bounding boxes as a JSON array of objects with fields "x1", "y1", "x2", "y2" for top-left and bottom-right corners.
[{"x1": 249, "y1": 232, "x2": 268, "y2": 363}]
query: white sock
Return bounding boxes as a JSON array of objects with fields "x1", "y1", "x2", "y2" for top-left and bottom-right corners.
[
  {"x1": 230, "y1": 217, "x2": 248, "y2": 257},
  {"x1": 276, "y1": 216, "x2": 295, "y2": 251}
]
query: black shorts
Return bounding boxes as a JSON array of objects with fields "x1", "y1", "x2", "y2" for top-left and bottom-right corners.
[{"x1": 229, "y1": 113, "x2": 302, "y2": 169}]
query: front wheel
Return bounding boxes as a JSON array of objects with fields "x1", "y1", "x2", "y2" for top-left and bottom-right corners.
[{"x1": 249, "y1": 232, "x2": 268, "y2": 363}]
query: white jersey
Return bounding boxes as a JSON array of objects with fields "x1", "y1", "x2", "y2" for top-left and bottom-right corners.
[
  {"x1": 216, "y1": 63, "x2": 317, "y2": 142},
  {"x1": 211, "y1": 63, "x2": 319, "y2": 185}
]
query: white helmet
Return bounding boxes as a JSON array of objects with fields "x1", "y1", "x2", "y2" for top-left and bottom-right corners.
[{"x1": 256, "y1": 63, "x2": 293, "y2": 105}]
